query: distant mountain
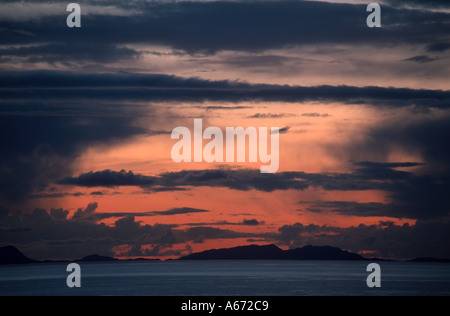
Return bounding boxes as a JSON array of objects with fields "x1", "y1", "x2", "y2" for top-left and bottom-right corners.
[
  {"x1": 78, "y1": 254, "x2": 119, "y2": 262},
  {"x1": 408, "y1": 257, "x2": 450, "y2": 263},
  {"x1": 0, "y1": 246, "x2": 161, "y2": 264},
  {"x1": 180, "y1": 244, "x2": 286, "y2": 260},
  {"x1": 3, "y1": 244, "x2": 448, "y2": 264},
  {"x1": 179, "y1": 244, "x2": 367, "y2": 261},
  {"x1": 0, "y1": 246, "x2": 38, "y2": 265},
  {"x1": 285, "y1": 245, "x2": 365, "y2": 261}
]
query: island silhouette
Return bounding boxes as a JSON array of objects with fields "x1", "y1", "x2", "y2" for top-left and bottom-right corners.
[
  {"x1": 1, "y1": 244, "x2": 449, "y2": 264},
  {"x1": 179, "y1": 244, "x2": 366, "y2": 261}
]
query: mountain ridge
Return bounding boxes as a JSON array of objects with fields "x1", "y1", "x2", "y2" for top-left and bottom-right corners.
[
  {"x1": 179, "y1": 244, "x2": 368, "y2": 261},
  {"x1": 1, "y1": 244, "x2": 449, "y2": 264},
  {"x1": 0, "y1": 245, "x2": 38, "y2": 264}
]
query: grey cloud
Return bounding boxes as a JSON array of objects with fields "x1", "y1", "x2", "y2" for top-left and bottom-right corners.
[
  {"x1": 301, "y1": 113, "x2": 330, "y2": 118},
  {"x1": 302, "y1": 201, "x2": 395, "y2": 218},
  {"x1": 272, "y1": 126, "x2": 291, "y2": 134},
  {"x1": 0, "y1": 43, "x2": 140, "y2": 64},
  {"x1": 246, "y1": 113, "x2": 297, "y2": 119},
  {"x1": 403, "y1": 55, "x2": 439, "y2": 64}
]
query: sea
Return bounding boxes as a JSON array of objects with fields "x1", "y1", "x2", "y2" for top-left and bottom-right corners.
[{"x1": 0, "y1": 260, "x2": 449, "y2": 296}]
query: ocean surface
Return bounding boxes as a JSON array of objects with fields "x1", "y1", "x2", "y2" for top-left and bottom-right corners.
[{"x1": 0, "y1": 260, "x2": 449, "y2": 296}]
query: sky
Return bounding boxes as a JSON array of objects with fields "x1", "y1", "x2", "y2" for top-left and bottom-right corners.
[{"x1": 0, "y1": 0, "x2": 449, "y2": 261}]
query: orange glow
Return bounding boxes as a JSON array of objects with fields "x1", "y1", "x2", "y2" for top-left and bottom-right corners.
[{"x1": 31, "y1": 101, "x2": 422, "y2": 258}]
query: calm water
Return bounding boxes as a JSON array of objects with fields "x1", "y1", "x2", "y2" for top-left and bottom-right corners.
[{"x1": 0, "y1": 260, "x2": 449, "y2": 296}]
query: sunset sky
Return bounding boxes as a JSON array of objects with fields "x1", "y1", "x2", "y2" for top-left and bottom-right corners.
[{"x1": 0, "y1": 0, "x2": 449, "y2": 261}]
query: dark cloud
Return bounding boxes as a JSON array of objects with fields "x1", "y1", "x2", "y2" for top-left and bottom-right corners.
[
  {"x1": 153, "y1": 207, "x2": 211, "y2": 216},
  {"x1": 0, "y1": 43, "x2": 140, "y2": 64},
  {"x1": 58, "y1": 168, "x2": 310, "y2": 192},
  {"x1": 246, "y1": 113, "x2": 297, "y2": 119},
  {"x1": 1, "y1": 201, "x2": 449, "y2": 260},
  {"x1": 382, "y1": 0, "x2": 450, "y2": 9},
  {"x1": 57, "y1": 169, "x2": 157, "y2": 188},
  {"x1": 206, "y1": 106, "x2": 251, "y2": 111},
  {"x1": 301, "y1": 113, "x2": 330, "y2": 118},
  {"x1": 426, "y1": 42, "x2": 450, "y2": 52},
  {"x1": 2, "y1": 71, "x2": 449, "y2": 108},
  {"x1": 0, "y1": 203, "x2": 257, "y2": 260},
  {"x1": 348, "y1": 117, "x2": 450, "y2": 176},
  {"x1": 273, "y1": 126, "x2": 291, "y2": 134},
  {"x1": 241, "y1": 219, "x2": 265, "y2": 226},
  {"x1": 69, "y1": 207, "x2": 211, "y2": 223},
  {"x1": 330, "y1": 117, "x2": 450, "y2": 220},
  {"x1": 1, "y1": 1, "x2": 448, "y2": 55},
  {"x1": 275, "y1": 220, "x2": 450, "y2": 259},
  {"x1": 0, "y1": 114, "x2": 147, "y2": 205},
  {"x1": 59, "y1": 161, "x2": 449, "y2": 220},
  {"x1": 183, "y1": 219, "x2": 266, "y2": 227},
  {"x1": 403, "y1": 55, "x2": 439, "y2": 64},
  {"x1": 302, "y1": 201, "x2": 396, "y2": 218},
  {"x1": 0, "y1": 73, "x2": 165, "y2": 206}
]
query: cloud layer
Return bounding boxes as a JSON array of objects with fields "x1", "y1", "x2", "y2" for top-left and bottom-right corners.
[{"x1": 59, "y1": 160, "x2": 450, "y2": 220}]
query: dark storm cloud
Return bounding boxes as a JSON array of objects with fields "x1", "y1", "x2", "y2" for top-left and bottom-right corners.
[
  {"x1": 301, "y1": 201, "x2": 395, "y2": 217},
  {"x1": 382, "y1": 0, "x2": 450, "y2": 9},
  {"x1": 58, "y1": 169, "x2": 310, "y2": 192},
  {"x1": 0, "y1": 114, "x2": 147, "y2": 204},
  {"x1": 2, "y1": 71, "x2": 449, "y2": 108},
  {"x1": 0, "y1": 1, "x2": 448, "y2": 57},
  {"x1": 330, "y1": 118, "x2": 450, "y2": 220},
  {"x1": 2, "y1": 201, "x2": 450, "y2": 259},
  {"x1": 59, "y1": 160, "x2": 450, "y2": 220},
  {"x1": 0, "y1": 203, "x2": 258, "y2": 260},
  {"x1": 57, "y1": 169, "x2": 157, "y2": 188},
  {"x1": 0, "y1": 73, "x2": 154, "y2": 205},
  {"x1": 275, "y1": 220, "x2": 450, "y2": 259},
  {"x1": 343, "y1": 116, "x2": 450, "y2": 188},
  {"x1": 56, "y1": 167, "x2": 383, "y2": 192},
  {"x1": 365, "y1": 118, "x2": 450, "y2": 169}
]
